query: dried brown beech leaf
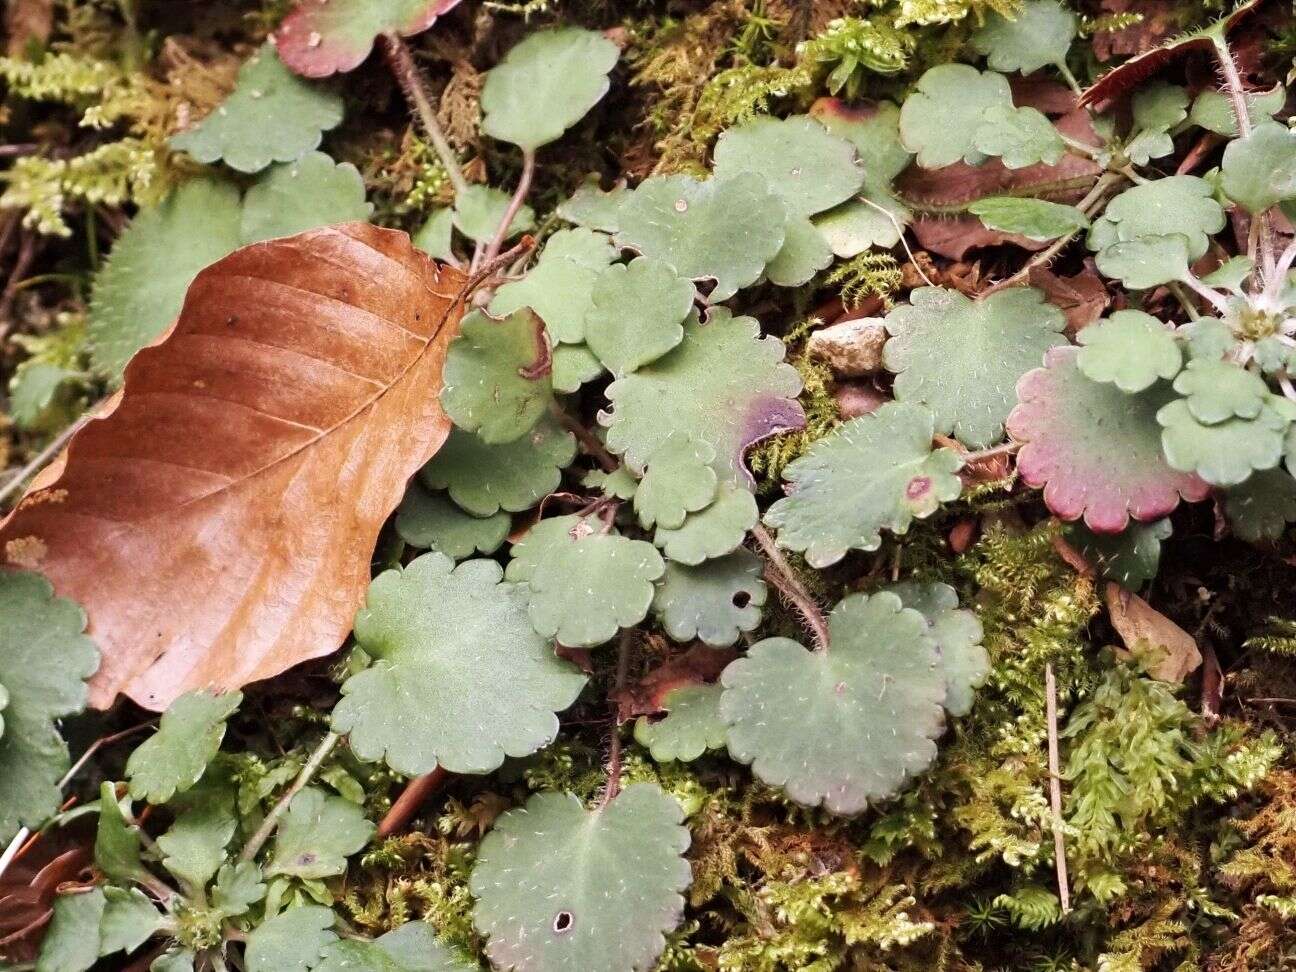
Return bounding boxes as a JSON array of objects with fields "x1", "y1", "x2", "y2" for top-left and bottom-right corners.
[
  {"x1": 613, "y1": 644, "x2": 737, "y2": 722},
  {"x1": 1029, "y1": 264, "x2": 1111, "y2": 336},
  {"x1": 1105, "y1": 582, "x2": 1202, "y2": 682},
  {"x1": 910, "y1": 216, "x2": 1049, "y2": 261},
  {"x1": 0, "y1": 224, "x2": 466, "y2": 711}
]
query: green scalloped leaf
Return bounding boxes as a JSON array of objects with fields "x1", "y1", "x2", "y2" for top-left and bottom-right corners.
[
  {"x1": 583, "y1": 466, "x2": 637, "y2": 501},
  {"x1": 333, "y1": 553, "x2": 586, "y2": 774},
  {"x1": 95, "y1": 781, "x2": 146, "y2": 885},
  {"x1": 527, "y1": 533, "x2": 666, "y2": 647},
  {"x1": 125, "y1": 690, "x2": 241, "y2": 804},
  {"x1": 1190, "y1": 85, "x2": 1284, "y2": 137},
  {"x1": 245, "y1": 905, "x2": 337, "y2": 972},
  {"x1": 171, "y1": 43, "x2": 343, "y2": 173},
  {"x1": 552, "y1": 344, "x2": 606, "y2": 392},
  {"x1": 1172, "y1": 359, "x2": 1269, "y2": 424},
  {"x1": 99, "y1": 887, "x2": 165, "y2": 958},
  {"x1": 396, "y1": 482, "x2": 510, "y2": 559},
  {"x1": 37, "y1": 888, "x2": 105, "y2": 972},
  {"x1": 721, "y1": 591, "x2": 945, "y2": 814},
  {"x1": 1224, "y1": 468, "x2": 1296, "y2": 542},
  {"x1": 654, "y1": 484, "x2": 758, "y2": 566},
  {"x1": 470, "y1": 784, "x2": 691, "y2": 972},
  {"x1": 266, "y1": 786, "x2": 373, "y2": 879},
  {"x1": 490, "y1": 228, "x2": 617, "y2": 345},
  {"x1": 442, "y1": 307, "x2": 551, "y2": 444},
  {"x1": 480, "y1": 28, "x2": 619, "y2": 152},
  {"x1": 612, "y1": 174, "x2": 787, "y2": 301},
  {"x1": 602, "y1": 308, "x2": 803, "y2": 486},
  {"x1": 883, "y1": 581, "x2": 987, "y2": 717},
  {"x1": 1087, "y1": 176, "x2": 1224, "y2": 260},
  {"x1": 584, "y1": 258, "x2": 695, "y2": 375},
  {"x1": 1067, "y1": 518, "x2": 1171, "y2": 587},
  {"x1": 239, "y1": 152, "x2": 373, "y2": 244},
  {"x1": 652, "y1": 548, "x2": 767, "y2": 647},
  {"x1": 413, "y1": 207, "x2": 455, "y2": 261},
  {"x1": 420, "y1": 416, "x2": 576, "y2": 517},
  {"x1": 213, "y1": 862, "x2": 266, "y2": 917},
  {"x1": 1221, "y1": 120, "x2": 1296, "y2": 215},
  {"x1": 88, "y1": 178, "x2": 243, "y2": 379},
  {"x1": 971, "y1": 0, "x2": 1076, "y2": 74},
  {"x1": 883, "y1": 286, "x2": 1066, "y2": 448},
  {"x1": 317, "y1": 922, "x2": 479, "y2": 972},
  {"x1": 0, "y1": 572, "x2": 99, "y2": 842},
  {"x1": 1157, "y1": 395, "x2": 1296, "y2": 487},
  {"x1": 763, "y1": 215, "x2": 834, "y2": 287},
  {"x1": 764, "y1": 403, "x2": 963, "y2": 568},
  {"x1": 453, "y1": 184, "x2": 535, "y2": 244},
  {"x1": 557, "y1": 178, "x2": 627, "y2": 233},
  {"x1": 1180, "y1": 318, "x2": 1237, "y2": 361},
  {"x1": 157, "y1": 797, "x2": 237, "y2": 889},
  {"x1": 634, "y1": 684, "x2": 726, "y2": 763},
  {"x1": 1076, "y1": 310, "x2": 1182, "y2": 393},
  {"x1": 506, "y1": 513, "x2": 603, "y2": 584},
  {"x1": 634, "y1": 433, "x2": 718, "y2": 530},
  {"x1": 1095, "y1": 234, "x2": 1192, "y2": 289},
  {"x1": 973, "y1": 105, "x2": 1065, "y2": 169},
  {"x1": 898, "y1": 64, "x2": 1014, "y2": 169},
  {"x1": 967, "y1": 197, "x2": 1090, "y2": 242}
]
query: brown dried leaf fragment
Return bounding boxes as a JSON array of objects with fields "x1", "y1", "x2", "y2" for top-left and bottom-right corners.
[
  {"x1": 1105, "y1": 582, "x2": 1202, "y2": 683},
  {"x1": 0, "y1": 224, "x2": 466, "y2": 711}
]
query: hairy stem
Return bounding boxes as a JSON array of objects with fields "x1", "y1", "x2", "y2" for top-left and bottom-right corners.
[
  {"x1": 1214, "y1": 36, "x2": 1276, "y2": 277},
  {"x1": 751, "y1": 523, "x2": 830, "y2": 652},
  {"x1": 598, "y1": 630, "x2": 634, "y2": 810},
  {"x1": 239, "y1": 731, "x2": 340, "y2": 864},
  {"x1": 482, "y1": 149, "x2": 536, "y2": 267},
  {"x1": 381, "y1": 33, "x2": 469, "y2": 197}
]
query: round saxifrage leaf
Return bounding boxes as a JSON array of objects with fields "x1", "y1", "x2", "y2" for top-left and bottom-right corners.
[
  {"x1": 125, "y1": 689, "x2": 241, "y2": 804},
  {"x1": 971, "y1": 0, "x2": 1076, "y2": 74},
  {"x1": 317, "y1": 922, "x2": 479, "y2": 972},
  {"x1": 421, "y1": 418, "x2": 576, "y2": 517},
  {"x1": 413, "y1": 207, "x2": 455, "y2": 261},
  {"x1": 442, "y1": 307, "x2": 552, "y2": 444},
  {"x1": 1095, "y1": 234, "x2": 1193, "y2": 290},
  {"x1": 481, "y1": 28, "x2": 619, "y2": 152},
  {"x1": 634, "y1": 433, "x2": 718, "y2": 530},
  {"x1": 1076, "y1": 310, "x2": 1182, "y2": 393},
  {"x1": 968, "y1": 197, "x2": 1090, "y2": 241},
  {"x1": 396, "y1": 481, "x2": 510, "y2": 559},
  {"x1": 1191, "y1": 85, "x2": 1285, "y2": 137},
  {"x1": 721, "y1": 591, "x2": 945, "y2": 815},
  {"x1": 602, "y1": 308, "x2": 803, "y2": 486},
  {"x1": 1172, "y1": 359, "x2": 1269, "y2": 424},
  {"x1": 898, "y1": 64, "x2": 1014, "y2": 169},
  {"x1": 0, "y1": 572, "x2": 99, "y2": 841},
  {"x1": 763, "y1": 215, "x2": 834, "y2": 288},
  {"x1": 527, "y1": 533, "x2": 666, "y2": 647},
  {"x1": 1221, "y1": 120, "x2": 1296, "y2": 215},
  {"x1": 583, "y1": 466, "x2": 637, "y2": 500},
  {"x1": 972, "y1": 105, "x2": 1065, "y2": 169},
  {"x1": 238, "y1": 152, "x2": 373, "y2": 244},
  {"x1": 245, "y1": 905, "x2": 337, "y2": 972},
  {"x1": 613, "y1": 173, "x2": 787, "y2": 301},
  {"x1": 652, "y1": 548, "x2": 767, "y2": 647},
  {"x1": 1087, "y1": 176, "x2": 1224, "y2": 260},
  {"x1": 1067, "y1": 518, "x2": 1171, "y2": 587},
  {"x1": 713, "y1": 115, "x2": 863, "y2": 219},
  {"x1": 883, "y1": 286, "x2": 1066, "y2": 449},
  {"x1": 1224, "y1": 468, "x2": 1296, "y2": 542},
  {"x1": 266, "y1": 786, "x2": 374, "y2": 879},
  {"x1": 171, "y1": 43, "x2": 343, "y2": 173},
  {"x1": 1008, "y1": 346, "x2": 1209, "y2": 531},
  {"x1": 332, "y1": 553, "x2": 586, "y2": 775},
  {"x1": 584, "y1": 258, "x2": 695, "y2": 375},
  {"x1": 1156, "y1": 396, "x2": 1295, "y2": 487},
  {"x1": 764, "y1": 403, "x2": 963, "y2": 568},
  {"x1": 275, "y1": 0, "x2": 463, "y2": 78},
  {"x1": 470, "y1": 784, "x2": 691, "y2": 972},
  {"x1": 453, "y1": 184, "x2": 536, "y2": 244},
  {"x1": 506, "y1": 513, "x2": 603, "y2": 584},
  {"x1": 883, "y1": 581, "x2": 987, "y2": 717},
  {"x1": 552, "y1": 344, "x2": 605, "y2": 392},
  {"x1": 653, "y1": 484, "x2": 758, "y2": 566},
  {"x1": 558, "y1": 179, "x2": 627, "y2": 233},
  {"x1": 490, "y1": 228, "x2": 617, "y2": 345},
  {"x1": 634, "y1": 684, "x2": 727, "y2": 762},
  {"x1": 89, "y1": 178, "x2": 242, "y2": 379}
]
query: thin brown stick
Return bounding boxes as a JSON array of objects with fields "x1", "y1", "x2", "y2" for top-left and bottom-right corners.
[
  {"x1": 598, "y1": 630, "x2": 635, "y2": 810},
  {"x1": 750, "y1": 523, "x2": 830, "y2": 652},
  {"x1": 380, "y1": 33, "x2": 469, "y2": 197},
  {"x1": 239, "y1": 731, "x2": 339, "y2": 863},
  {"x1": 377, "y1": 767, "x2": 449, "y2": 838},
  {"x1": 1045, "y1": 662, "x2": 1071, "y2": 915}
]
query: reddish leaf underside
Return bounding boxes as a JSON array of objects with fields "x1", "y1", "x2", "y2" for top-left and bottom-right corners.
[
  {"x1": 1007, "y1": 346, "x2": 1209, "y2": 533},
  {"x1": 276, "y1": 0, "x2": 464, "y2": 78},
  {"x1": 0, "y1": 224, "x2": 466, "y2": 711}
]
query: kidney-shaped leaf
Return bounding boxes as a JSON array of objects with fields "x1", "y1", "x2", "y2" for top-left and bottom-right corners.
[
  {"x1": 971, "y1": 0, "x2": 1076, "y2": 74},
  {"x1": 441, "y1": 307, "x2": 551, "y2": 444},
  {"x1": 1221, "y1": 120, "x2": 1296, "y2": 215},
  {"x1": 266, "y1": 786, "x2": 374, "y2": 880},
  {"x1": 883, "y1": 286, "x2": 1066, "y2": 448},
  {"x1": 634, "y1": 683, "x2": 727, "y2": 763},
  {"x1": 764, "y1": 403, "x2": 963, "y2": 568},
  {"x1": 898, "y1": 64, "x2": 1014, "y2": 169},
  {"x1": 651, "y1": 548, "x2": 767, "y2": 647},
  {"x1": 1076, "y1": 310, "x2": 1182, "y2": 393},
  {"x1": 333, "y1": 553, "x2": 586, "y2": 775},
  {"x1": 721, "y1": 591, "x2": 945, "y2": 815},
  {"x1": 1008, "y1": 346, "x2": 1209, "y2": 531},
  {"x1": 276, "y1": 0, "x2": 464, "y2": 78},
  {"x1": 470, "y1": 784, "x2": 691, "y2": 972},
  {"x1": 2, "y1": 224, "x2": 467, "y2": 711},
  {"x1": 883, "y1": 581, "x2": 987, "y2": 717}
]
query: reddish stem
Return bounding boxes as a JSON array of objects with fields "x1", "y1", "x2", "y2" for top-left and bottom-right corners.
[{"x1": 377, "y1": 767, "x2": 449, "y2": 838}]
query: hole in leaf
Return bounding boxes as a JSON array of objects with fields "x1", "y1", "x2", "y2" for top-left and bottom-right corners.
[
  {"x1": 553, "y1": 911, "x2": 574, "y2": 934},
  {"x1": 732, "y1": 591, "x2": 752, "y2": 609}
]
